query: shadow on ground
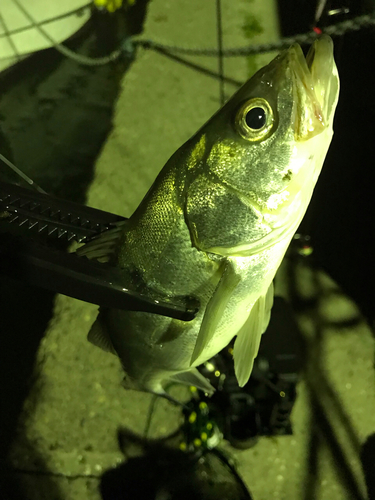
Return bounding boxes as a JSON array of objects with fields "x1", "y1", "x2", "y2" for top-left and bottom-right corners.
[
  {"x1": 0, "y1": 4, "x2": 150, "y2": 498},
  {"x1": 286, "y1": 252, "x2": 373, "y2": 500},
  {"x1": 361, "y1": 434, "x2": 375, "y2": 500},
  {"x1": 99, "y1": 428, "x2": 253, "y2": 500}
]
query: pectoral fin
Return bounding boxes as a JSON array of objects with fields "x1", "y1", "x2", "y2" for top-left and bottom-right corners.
[
  {"x1": 190, "y1": 260, "x2": 240, "y2": 365},
  {"x1": 168, "y1": 368, "x2": 215, "y2": 395},
  {"x1": 76, "y1": 221, "x2": 127, "y2": 262},
  {"x1": 233, "y1": 281, "x2": 274, "y2": 387},
  {"x1": 87, "y1": 317, "x2": 117, "y2": 355}
]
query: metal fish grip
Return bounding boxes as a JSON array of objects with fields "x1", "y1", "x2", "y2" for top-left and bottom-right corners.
[
  {"x1": 0, "y1": 181, "x2": 198, "y2": 321},
  {"x1": 0, "y1": 180, "x2": 125, "y2": 243}
]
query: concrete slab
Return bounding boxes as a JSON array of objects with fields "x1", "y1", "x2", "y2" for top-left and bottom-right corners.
[
  {"x1": 0, "y1": 0, "x2": 90, "y2": 71},
  {"x1": 5, "y1": 1, "x2": 375, "y2": 500}
]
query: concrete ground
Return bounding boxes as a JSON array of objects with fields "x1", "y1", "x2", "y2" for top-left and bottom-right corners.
[{"x1": 2, "y1": 1, "x2": 375, "y2": 499}]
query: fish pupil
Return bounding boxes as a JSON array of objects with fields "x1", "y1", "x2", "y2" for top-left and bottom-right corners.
[{"x1": 245, "y1": 107, "x2": 266, "y2": 129}]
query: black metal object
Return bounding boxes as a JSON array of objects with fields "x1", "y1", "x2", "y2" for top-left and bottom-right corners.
[
  {"x1": 99, "y1": 426, "x2": 254, "y2": 500},
  {"x1": 278, "y1": 0, "x2": 375, "y2": 327},
  {"x1": 192, "y1": 296, "x2": 303, "y2": 450},
  {"x1": 0, "y1": 181, "x2": 198, "y2": 321},
  {"x1": 0, "y1": 180, "x2": 125, "y2": 242}
]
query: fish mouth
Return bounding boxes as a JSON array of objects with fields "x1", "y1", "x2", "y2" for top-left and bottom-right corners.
[
  {"x1": 288, "y1": 35, "x2": 339, "y2": 140},
  {"x1": 248, "y1": 38, "x2": 339, "y2": 245}
]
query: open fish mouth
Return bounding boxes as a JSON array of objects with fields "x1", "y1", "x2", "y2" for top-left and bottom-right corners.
[
  {"x1": 306, "y1": 35, "x2": 340, "y2": 123},
  {"x1": 289, "y1": 35, "x2": 339, "y2": 140},
  {"x1": 246, "y1": 37, "x2": 339, "y2": 245}
]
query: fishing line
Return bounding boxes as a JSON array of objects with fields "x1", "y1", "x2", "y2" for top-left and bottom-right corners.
[
  {"x1": 144, "y1": 394, "x2": 159, "y2": 438},
  {"x1": 135, "y1": 13, "x2": 375, "y2": 57},
  {"x1": 216, "y1": 0, "x2": 225, "y2": 106},
  {"x1": 211, "y1": 447, "x2": 253, "y2": 500},
  {"x1": 8, "y1": 0, "x2": 122, "y2": 66},
  {"x1": 0, "y1": 3, "x2": 92, "y2": 40},
  {"x1": 315, "y1": 0, "x2": 328, "y2": 23},
  {"x1": 3, "y1": 2, "x2": 373, "y2": 66},
  {"x1": 0, "y1": 153, "x2": 47, "y2": 194},
  {"x1": 0, "y1": 9, "x2": 21, "y2": 62}
]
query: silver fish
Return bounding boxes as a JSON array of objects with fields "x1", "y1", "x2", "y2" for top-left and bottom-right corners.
[{"x1": 78, "y1": 35, "x2": 339, "y2": 398}]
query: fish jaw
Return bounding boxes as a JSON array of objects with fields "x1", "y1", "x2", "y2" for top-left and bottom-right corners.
[
  {"x1": 288, "y1": 43, "x2": 326, "y2": 141},
  {"x1": 284, "y1": 35, "x2": 339, "y2": 141},
  {"x1": 306, "y1": 35, "x2": 340, "y2": 125},
  {"x1": 272, "y1": 36, "x2": 340, "y2": 226},
  {"x1": 247, "y1": 36, "x2": 340, "y2": 244}
]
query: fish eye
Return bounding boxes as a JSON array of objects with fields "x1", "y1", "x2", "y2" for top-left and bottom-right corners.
[
  {"x1": 245, "y1": 107, "x2": 266, "y2": 129},
  {"x1": 235, "y1": 98, "x2": 274, "y2": 141}
]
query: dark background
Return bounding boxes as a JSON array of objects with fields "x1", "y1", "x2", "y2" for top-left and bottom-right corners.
[
  {"x1": 0, "y1": 4, "x2": 149, "y2": 498},
  {"x1": 0, "y1": 1, "x2": 374, "y2": 498},
  {"x1": 278, "y1": 0, "x2": 375, "y2": 327}
]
